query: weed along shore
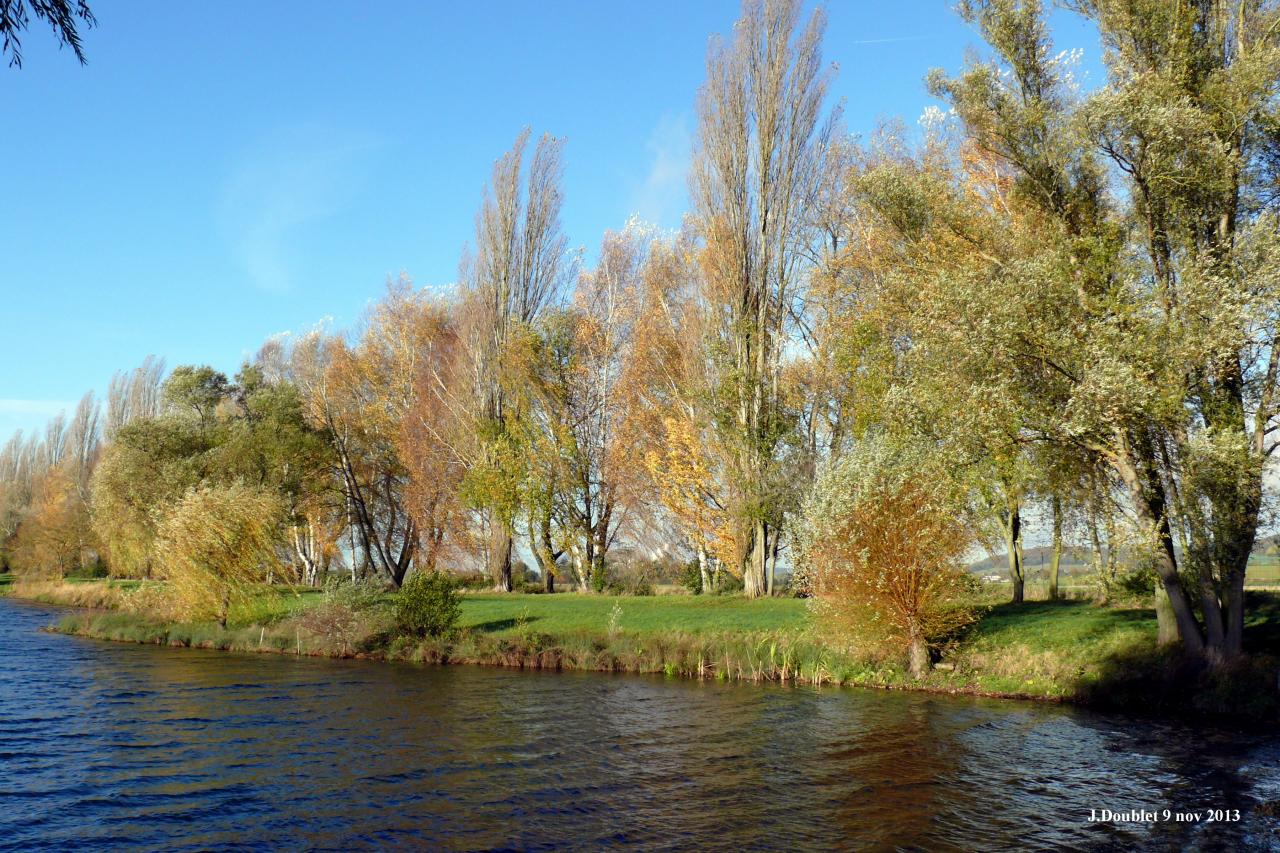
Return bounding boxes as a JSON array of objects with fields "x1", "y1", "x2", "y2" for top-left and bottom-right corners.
[{"x1": 12, "y1": 577, "x2": 1280, "y2": 722}]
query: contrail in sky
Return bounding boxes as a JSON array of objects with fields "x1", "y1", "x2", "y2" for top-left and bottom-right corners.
[{"x1": 850, "y1": 35, "x2": 931, "y2": 44}]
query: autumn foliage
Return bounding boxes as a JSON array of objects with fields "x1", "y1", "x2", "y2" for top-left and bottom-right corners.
[
  {"x1": 800, "y1": 440, "x2": 976, "y2": 678},
  {"x1": 155, "y1": 483, "x2": 285, "y2": 625}
]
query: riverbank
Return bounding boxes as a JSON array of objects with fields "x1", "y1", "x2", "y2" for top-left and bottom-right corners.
[{"x1": 9, "y1": 576, "x2": 1279, "y2": 721}]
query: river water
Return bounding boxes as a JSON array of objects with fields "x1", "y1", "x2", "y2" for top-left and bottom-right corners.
[{"x1": 2, "y1": 599, "x2": 1279, "y2": 851}]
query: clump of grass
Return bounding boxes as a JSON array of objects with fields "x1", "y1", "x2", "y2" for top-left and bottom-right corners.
[{"x1": 12, "y1": 578, "x2": 130, "y2": 609}]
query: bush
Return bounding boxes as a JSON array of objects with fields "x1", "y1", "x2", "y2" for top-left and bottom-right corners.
[
  {"x1": 300, "y1": 579, "x2": 387, "y2": 654},
  {"x1": 798, "y1": 436, "x2": 976, "y2": 679},
  {"x1": 1115, "y1": 566, "x2": 1158, "y2": 602},
  {"x1": 455, "y1": 570, "x2": 490, "y2": 591},
  {"x1": 66, "y1": 557, "x2": 110, "y2": 580},
  {"x1": 155, "y1": 483, "x2": 286, "y2": 625},
  {"x1": 122, "y1": 582, "x2": 180, "y2": 620},
  {"x1": 590, "y1": 564, "x2": 608, "y2": 593},
  {"x1": 606, "y1": 578, "x2": 653, "y2": 596},
  {"x1": 715, "y1": 572, "x2": 744, "y2": 594},
  {"x1": 680, "y1": 559, "x2": 703, "y2": 595},
  {"x1": 395, "y1": 570, "x2": 461, "y2": 638}
]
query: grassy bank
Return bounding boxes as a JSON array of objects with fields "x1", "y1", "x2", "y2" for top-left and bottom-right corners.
[{"x1": 23, "y1": 578, "x2": 1279, "y2": 720}]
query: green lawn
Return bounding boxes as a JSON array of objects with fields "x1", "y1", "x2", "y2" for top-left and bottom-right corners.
[
  {"x1": 456, "y1": 592, "x2": 809, "y2": 636},
  {"x1": 951, "y1": 600, "x2": 1156, "y2": 695}
]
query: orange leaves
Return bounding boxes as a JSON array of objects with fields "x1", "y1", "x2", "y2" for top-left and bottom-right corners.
[
  {"x1": 9, "y1": 463, "x2": 85, "y2": 577},
  {"x1": 800, "y1": 438, "x2": 976, "y2": 668}
]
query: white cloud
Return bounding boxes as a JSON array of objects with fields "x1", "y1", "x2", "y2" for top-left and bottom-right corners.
[
  {"x1": 628, "y1": 113, "x2": 692, "y2": 230},
  {"x1": 220, "y1": 124, "x2": 380, "y2": 293}
]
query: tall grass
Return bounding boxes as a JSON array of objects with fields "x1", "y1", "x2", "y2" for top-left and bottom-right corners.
[{"x1": 10, "y1": 579, "x2": 131, "y2": 609}]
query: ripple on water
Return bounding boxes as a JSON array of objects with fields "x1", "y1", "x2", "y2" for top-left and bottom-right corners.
[{"x1": 1, "y1": 599, "x2": 1279, "y2": 851}]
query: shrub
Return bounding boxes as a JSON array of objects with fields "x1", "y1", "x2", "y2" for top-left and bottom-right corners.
[
  {"x1": 154, "y1": 483, "x2": 286, "y2": 625},
  {"x1": 590, "y1": 564, "x2": 608, "y2": 593},
  {"x1": 798, "y1": 435, "x2": 977, "y2": 679},
  {"x1": 122, "y1": 582, "x2": 181, "y2": 620},
  {"x1": 454, "y1": 570, "x2": 490, "y2": 591},
  {"x1": 680, "y1": 559, "x2": 703, "y2": 595},
  {"x1": 1115, "y1": 566, "x2": 1158, "y2": 602},
  {"x1": 606, "y1": 578, "x2": 653, "y2": 596},
  {"x1": 395, "y1": 570, "x2": 461, "y2": 638},
  {"x1": 300, "y1": 579, "x2": 387, "y2": 654},
  {"x1": 65, "y1": 562, "x2": 109, "y2": 580},
  {"x1": 712, "y1": 571, "x2": 743, "y2": 595}
]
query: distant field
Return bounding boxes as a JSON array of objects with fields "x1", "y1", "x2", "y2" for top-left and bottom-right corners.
[{"x1": 1248, "y1": 560, "x2": 1280, "y2": 583}]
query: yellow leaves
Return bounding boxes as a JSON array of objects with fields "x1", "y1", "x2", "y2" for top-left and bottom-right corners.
[
  {"x1": 643, "y1": 412, "x2": 738, "y2": 570},
  {"x1": 9, "y1": 463, "x2": 86, "y2": 578},
  {"x1": 155, "y1": 483, "x2": 285, "y2": 623}
]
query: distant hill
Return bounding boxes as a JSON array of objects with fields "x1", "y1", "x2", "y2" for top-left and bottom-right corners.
[
  {"x1": 971, "y1": 535, "x2": 1280, "y2": 576},
  {"x1": 969, "y1": 546, "x2": 1092, "y2": 577}
]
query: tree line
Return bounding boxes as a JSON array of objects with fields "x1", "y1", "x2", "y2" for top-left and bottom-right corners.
[{"x1": 3, "y1": 0, "x2": 1279, "y2": 675}]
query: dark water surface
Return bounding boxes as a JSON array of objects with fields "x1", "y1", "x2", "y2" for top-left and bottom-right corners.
[{"x1": 2, "y1": 599, "x2": 1280, "y2": 852}]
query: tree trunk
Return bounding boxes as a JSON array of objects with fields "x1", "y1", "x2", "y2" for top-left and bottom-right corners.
[
  {"x1": 1154, "y1": 579, "x2": 1178, "y2": 646},
  {"x1": 488, "y1": 517, "x2": 512, "y2": 592},
  {"x1": 569, "y1": 543, "x2": 588, "y2": 592},
  {"x1": 697, "y1": 546, "x2": 710, "y2": 596},
  {"x1": 1049, "y1": 496, "x2": 1063, "y2": 601},
  {"x1": 744, "y1": 521, "x2": 768, "y2": 598},
  {"x1": 766, "y1": 532, "x2": 779, "y2": 596},
  {"x1": 1003, "y1": 503, "x2": 1024, "y2": 604},
  {"x1": 908, "y1": 633, "x2": 930, "y2": 680},
  {"x1": 1112, "y1": 435, "x2": 1206, "y2": 656},
  {"x1": 1088, "y1": 512, "x2": 1108, "y2": 600}
]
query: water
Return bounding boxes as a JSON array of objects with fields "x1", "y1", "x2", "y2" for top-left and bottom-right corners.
[{"x1": 2, "y1": 599, "x2": 1279, "y2": 852}]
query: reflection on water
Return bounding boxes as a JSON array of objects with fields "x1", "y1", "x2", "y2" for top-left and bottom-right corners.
[{"x1": 1, "y1": 598, "x2": 1278, "y2": 851}]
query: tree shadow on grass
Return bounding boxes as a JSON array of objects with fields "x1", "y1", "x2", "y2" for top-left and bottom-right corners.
[
  {"x1": 472, "y1": 616, "x2": 540, "y2": 633},
  {"x1": 954, "y1": 598, "x2": 1151, "y2": 647},
  {"x1": 1071, "y1": 592, "x2": 1280, "y2": 723}
]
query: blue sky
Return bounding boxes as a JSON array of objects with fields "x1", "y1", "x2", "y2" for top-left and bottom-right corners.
[{"x1": 0, "y1": 1, "x2": 1100, "y2": 440}]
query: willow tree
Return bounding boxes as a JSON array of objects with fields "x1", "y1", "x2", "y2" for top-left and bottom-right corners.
[
  {"x1": 692, "y1": 0, "x2": 838, "y2": 597},
  {"x1": 799, "y1": 435, "x2": 977, "y2": 679},
  {"x1": 458, "y1": 129, "x2": 570, "y2": 591},
  {"x1": 931, "y1": 0, "x2": 1280, "y2": 659},
  {"x1": 156, "y1": 482, "x2": 284, "y2": 626}
]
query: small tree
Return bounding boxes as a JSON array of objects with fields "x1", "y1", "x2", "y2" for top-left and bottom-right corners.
[
  {"x1": 395, "y1": 570, "x2": 461, "y2": 638},
  {"x1": 155, "y1": 482, "x2": 284, "y2": 625},
  {"x1": 799, "y1": 437, "x2": 976, "y2": 678}
]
